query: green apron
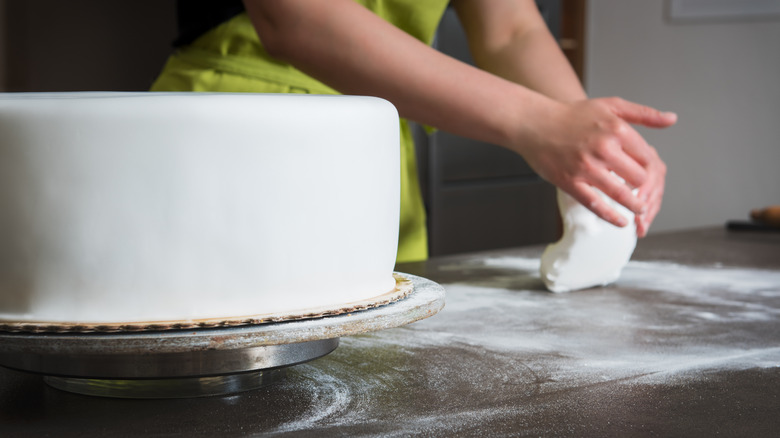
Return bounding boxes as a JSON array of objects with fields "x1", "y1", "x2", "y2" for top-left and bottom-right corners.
[{"x1": 151, "y1": 0, "x2": 448, "y2": 263}]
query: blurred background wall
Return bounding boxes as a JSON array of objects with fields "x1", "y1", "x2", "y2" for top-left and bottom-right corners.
[{"x1": 586, "y1": 0, "x2": 780, "y2": 232}]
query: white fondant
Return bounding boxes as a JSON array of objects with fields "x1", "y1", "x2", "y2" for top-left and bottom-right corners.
[
  {"x1": 0, "y1": 92, "x2": 400, "y2": 323},
  {"x1": 540, "y1": 188, "x2": 637, "y2": 292}
]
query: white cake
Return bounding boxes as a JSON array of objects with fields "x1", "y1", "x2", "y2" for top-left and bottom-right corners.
[{"x1": 0, "y1": 92, "x2": 401, "y2": 325}]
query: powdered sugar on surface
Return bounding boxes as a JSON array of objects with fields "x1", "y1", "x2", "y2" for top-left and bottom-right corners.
[
  {"x1": 259, "y1": 257, "x2": 779, "y2": 435},
  {"x1": 462, "y1": 256, "x2": 780, "y2": 377}
]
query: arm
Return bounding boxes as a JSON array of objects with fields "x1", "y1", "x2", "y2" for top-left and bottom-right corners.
[
  {"x1": 453, "y1": 0, "x2": 674, "y2": 236},
  {"x1": 244, "y1": 0, "x2": 545, "y2": 148},
  {"x1": 243, "y1": 0, "x2": 676, "y2": 235},
  {"x1": 454, "y1": 0, "x2": 586, "y2": 102}
]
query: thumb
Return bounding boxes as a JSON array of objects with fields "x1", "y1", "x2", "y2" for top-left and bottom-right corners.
[{"x1": 609, "y1": 97, "x2": 677, "y2": 128}]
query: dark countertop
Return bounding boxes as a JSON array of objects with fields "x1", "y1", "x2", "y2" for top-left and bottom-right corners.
[{"x1": 2, "y1": 227, "x2": 779, "y2": 437}]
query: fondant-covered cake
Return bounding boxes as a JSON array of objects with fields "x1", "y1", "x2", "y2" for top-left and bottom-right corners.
[{"x1": 0, "y1": 92, "x2": 401, "y2": 326}]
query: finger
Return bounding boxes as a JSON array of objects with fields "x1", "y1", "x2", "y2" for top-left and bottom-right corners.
[
  {"x1": 589, "y1": 169, "x2": 644, "y2": 215},
  {"x1": 609, "y1": 120, "x2": 657, "y2": 169},
  {"x1": 635, "y1": 198, "x2": 654, "y2": 237},
  {"x1": 596, "y1": 117, "x2": 654, "y2": 168},
  {"x1": 636, "y1": 205, "x2": 655, "y2": 238},
  {"x1": 568, "y1": 182, "x2": 630, "y2": 228},
  {"x1": 608, "y1": 97, "x2": 678, "y2": 128},
  {"x1": 599, "y1": 138, "x2": 648, "y2": 189},
  {"x1": 635, "y1": 145, "x2": 666, "y2": 204},
  {"x1": 640, "y1": 187, "x2": 663, "y2": 235},
  {"x1": 636, "y1": 218, "x2": 647, "y2": 238},
  {"x1": 635, "y1": 178, "x2": 664, "y2": 237}
]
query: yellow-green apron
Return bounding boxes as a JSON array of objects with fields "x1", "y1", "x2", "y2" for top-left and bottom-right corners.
[{"x1": 151, "y1": 0, "x2": 449, "y2": 263}]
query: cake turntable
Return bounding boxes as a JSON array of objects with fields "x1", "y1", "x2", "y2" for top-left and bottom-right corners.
[{"x1": 0, "y1": 273, "x2": 444, "y2": 399}]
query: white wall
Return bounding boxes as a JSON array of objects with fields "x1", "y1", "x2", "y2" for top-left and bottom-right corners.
[{"x1": 586, "y1": 0, "x2": 780, "y2": 233}]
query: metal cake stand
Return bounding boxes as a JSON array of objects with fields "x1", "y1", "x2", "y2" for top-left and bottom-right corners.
[{"x1": 0, "y1": 273, "x2": 444, "y2": 398}]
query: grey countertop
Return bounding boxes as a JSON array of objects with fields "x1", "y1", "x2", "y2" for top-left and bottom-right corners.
[{"x1": 1, "y1": 227, "x2": 779, "y2": 436}]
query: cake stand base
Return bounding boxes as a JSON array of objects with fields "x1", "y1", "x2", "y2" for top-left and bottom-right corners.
[
  {"x1": 44, "y1": 369, "x2": 288, "y2": 399},
  {"x1": 0, "y1": 273, "x2": 445, "y2": 398}
]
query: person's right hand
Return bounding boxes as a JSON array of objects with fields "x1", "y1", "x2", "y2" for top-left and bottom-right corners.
[{"x1": 514, "y1": 97, "x2": 677, "y2": 236}]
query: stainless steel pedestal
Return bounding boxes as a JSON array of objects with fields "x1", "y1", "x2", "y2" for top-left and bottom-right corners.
[{"x1": 0, "y1": 273, "x2": 445, "y2": 398}]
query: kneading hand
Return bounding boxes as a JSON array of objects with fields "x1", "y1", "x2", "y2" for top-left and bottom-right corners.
[
  {"x1": 515, "y1": 96, "x2": 676, "y2": 237},
  {"x1": 244, "y1": 0, "x2": 677, "y2": 236}
]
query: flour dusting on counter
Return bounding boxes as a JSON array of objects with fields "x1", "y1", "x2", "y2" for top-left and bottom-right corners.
[
  {"x1": 260, "y1": 257, "x2": 779, "y2": 435},
  {"x1": 446, "y1": 256, "x2": 780, "y2": 377},
  {"x1": 482, "y1": 256, "x2": 780, "y2": 299}
]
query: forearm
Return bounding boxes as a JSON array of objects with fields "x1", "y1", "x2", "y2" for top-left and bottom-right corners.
[
  {"x1": 453, "y1": 0, "x2": 586, "y2": 103},
  {"x1": 243, "y1": 0, "x2": 676, "y2": 233},
  {"x1": 243, "y1": 0, "x2": 551, "y2": 151},
  {"x1": 450, "y1": 0, "x2": 674, "y2": 235},
  {"x1": 473, "y1": 27, "x2": 586, "y2": 102}
]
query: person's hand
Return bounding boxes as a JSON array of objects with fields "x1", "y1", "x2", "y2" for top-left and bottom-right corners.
[
  {"x1": 515, "y1": 97, "x2": 676, "y2": 236},
  {"x1": 633, "y1": 142, "x2": 666, "y2": 237}
]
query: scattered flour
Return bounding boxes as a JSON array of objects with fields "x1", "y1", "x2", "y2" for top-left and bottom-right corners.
[
  {"x1": 446, "y1": 257, "x2": 780, "y2": 377},
  {"x1": 262, "y1": 257, "x2": 780, "y2": 434}
]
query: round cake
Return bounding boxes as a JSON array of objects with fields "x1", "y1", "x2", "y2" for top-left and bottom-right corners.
[{"x1": 0, "y1": 92, "x2": 401, "y2": 327}]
